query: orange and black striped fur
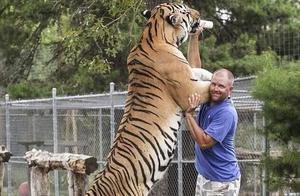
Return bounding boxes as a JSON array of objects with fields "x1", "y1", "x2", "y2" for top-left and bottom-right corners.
[{"x1": 86, "y1": 3, "x2": 211, "y2": 196}]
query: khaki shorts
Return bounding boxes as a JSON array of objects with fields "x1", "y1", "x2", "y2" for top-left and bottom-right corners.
[{"x1": 195, "y1": 174, "x2": 241, "y2": 196}]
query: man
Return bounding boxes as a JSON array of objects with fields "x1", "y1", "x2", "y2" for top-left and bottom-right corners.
[{"x1": 185, "y1": 28, "x2": 241, "y2": 195}]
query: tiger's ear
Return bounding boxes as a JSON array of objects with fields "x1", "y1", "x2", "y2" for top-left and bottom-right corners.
[
  {"x1": 142, "y1": 10, "x2": 151, "y2": 19},
  {"x1": 167, "y1": 13, "x2": 183, "y2": 26}
]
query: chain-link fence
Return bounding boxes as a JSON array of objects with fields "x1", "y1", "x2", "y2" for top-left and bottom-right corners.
[{"x1": 0, "y1": 77, "x2": 268, "y2": 196}]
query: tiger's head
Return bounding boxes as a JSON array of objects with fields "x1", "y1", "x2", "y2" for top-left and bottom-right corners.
[{"x1": 142, "y1": 3, "x2": 201, "y2": 47}]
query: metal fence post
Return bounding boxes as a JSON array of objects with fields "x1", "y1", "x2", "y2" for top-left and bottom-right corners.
[
  {"x1": 98, "y1": 109, "x2": 103, "y2": 164},
  {"x1": 253, "y1": 112, "x2": 258, "y2": 196},
  {"x1": 32, "y1": 114, "x2": 37, "y2": 141},
  {"x1": 52, "y1": 88, "x2": 59, "y2": 196},
  {"x1": 177, "y1": 123, "x2": 183, "y2": 196},
  {"x1": 5, "y1": 94, "x2": 11, "y2": 196},
  {"x1": 110, "y1": 82, "x2": 115, "y2": 147},
  {"x1": 262, "y1": 116, "x2": 269, "y2": 196}
]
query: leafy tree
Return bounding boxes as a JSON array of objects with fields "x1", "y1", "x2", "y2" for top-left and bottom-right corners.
[
  {"x1": 0, "y1": 0, "x2": 59, "y2": 85},
  {"x1": 252, "y1": 63, "x2": 300, "y2": 191},
  {"x1": 253, "y1": 64, "x2": 300, "y2": 142},
  {"x1": 184, "y1": 0, "x2": 300, "y2": 76},
  {"x1": 1, "y1": 0, "x2": 145, "y2": 98},
  {"x1": 187, "y1": 0, "x2": 299, "y2": 43},
  {"x1": 1, "y1": 0, "x2": 300, "y2": 97},
  {"x1": 192, "y1": 34, "x2": 279, "y2": 76}
]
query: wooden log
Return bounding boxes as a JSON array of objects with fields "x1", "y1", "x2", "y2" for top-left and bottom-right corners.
[
  {"x1": 30, "y1": 167, "x2": 50, "y2": 196},
  {"x1": 68, "y1": 171, "x2": 74, "y2": 196},
  {"x1": 0, "y1": 162, "x2": 4, "y2": 194},
  {"x1": 0, "y1": 145, "x2": 12, "y2": 195},
  {"x1": 25, "y1": 149, "x2": 98, "y2": 195},
  {"x1": 74, "y1": 173, "x2": 88, "y2": 195},
  {"x1": 24, "y1": 149, "x2": 98, "y2": 175},
  {"x1": 68, "y1": 171, "x2": 88, "y2": 196}
]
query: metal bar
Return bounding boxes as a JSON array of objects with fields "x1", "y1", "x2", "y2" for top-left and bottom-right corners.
[
  {"x1": 98, "y1": 109, "x2": 103, "y2": 164},
  {"x1": 0, "y1": 92, "x2": 128, "y2": 105},
  {"x1": 52, "y1": 88, "x2": 59, "y2": 196},
  {"x1": 253, "y1": 112, "x2": 258, "y2": 196},
  {"x1": 234, "y1": 76, "x2": 257, "y2": 81},
  {"x1": 177, "y1": 123, "x2": 183, "y2": 196},
  {"x1": 110, "y1": 82, "x2": 115, "y2": 147},
  {"x1": 5, "y1": 94, "x2": 11, "y2": 196},
  {"x1": 262, "y1": 116, "x2": 268, "y2": 196},
  {"x1": 1, "y1": 104, "x2": 126, "y2": 110}
]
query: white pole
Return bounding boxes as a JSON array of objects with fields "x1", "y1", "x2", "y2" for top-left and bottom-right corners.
[
  {"x1": 5, "y1": 94, "x2": 11, "y2": 196},
  {"x1": 177, "y1": 122, "x2": 183, "y2": 196},
  {"x1": 253, "y1": 112, "x2": 257, "y2": 196},
  {"x1": 110, "y1": 82, "x2": 115, "y2": 147},
  {"x1": 262, "y1": 116, "x2": 268, "y2": 196},
  {"x1": 98, "y1": 109, "x2": 103, "y2": 164},
  {"x1": 52, "y1": 88, "x2": 59, "y2": 196}
]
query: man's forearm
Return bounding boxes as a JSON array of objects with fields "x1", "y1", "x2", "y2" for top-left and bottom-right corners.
[
  {"x1": 187, "y1": 34, "x2": 202, "y2": 68},
  {"x1": 185, "y1": 113, "x2": 198, "y2": 142},
  {"x1": 185, "y1": 113, "x2": 216, "y2": 149},
  {"x1": 185, "y1": 113, "x2": 207, "y2": 146}
]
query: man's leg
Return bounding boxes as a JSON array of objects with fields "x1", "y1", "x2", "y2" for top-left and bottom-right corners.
[
  {"x1": 195, "y1": 174, "x2": 241, "y2": 196},
  {"x1": 225, "y1": 177, "x2": 241, "y2": 196},
  {"x1": 195, "y1": 174, "x2": 207, "y2": 196}
]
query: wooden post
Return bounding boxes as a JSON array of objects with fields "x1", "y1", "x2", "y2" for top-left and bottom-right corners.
[
  {"x1": 25, "y1": 149, "x2": 98, "y2": 196},
  {"x1": 67, "y1": 171, "x2": 87, "y2": 196},
  {"x1": 68, "y1": 171, "x2": 75, "y2": 196},
  {"x1": 0, "y1": 162, "x2": 4, "y2": 194},
  {"x1": 30, "y1": 167, "x2": 50, "y2": 196},
  {"x1": 74, "y1": 173, "x2": 88, "y2": 195},
  {"x1": 65, "y1": 110, "x2": 80, "y2": 195},
  {"x1": 0, "y1": 145, "x2": 12, "y2": 195},
  {"x1": 18, "y1": 140, "x2": 45, "y2": 195}
]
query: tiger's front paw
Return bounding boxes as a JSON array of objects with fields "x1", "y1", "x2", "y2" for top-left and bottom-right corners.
[{"x1": 191, "y1": 68, "x2": 212, "y2": 81}]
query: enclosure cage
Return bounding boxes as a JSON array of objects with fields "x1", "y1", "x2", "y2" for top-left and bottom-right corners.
[{"x1": 0, "y1": 77, "x2": 273, "y2": 196}]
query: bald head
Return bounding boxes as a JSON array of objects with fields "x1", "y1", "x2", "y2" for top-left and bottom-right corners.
[
  {"x1": 212, "y1": 68, "x2": 234, "y2": 87},
  {"x1": 209, "y1": 68, "x2": 235, "y2": 104}
]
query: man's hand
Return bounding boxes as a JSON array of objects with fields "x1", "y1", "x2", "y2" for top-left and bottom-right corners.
[
  {"x1": 184, "y1": 93, "x2": 216, "y2": 149},
  {"x1": 185, "y1": 93, "x2": 201, "y2": 116},
  {"x1": 189, "y1": 26, "x2": 204, "y2": 37}
]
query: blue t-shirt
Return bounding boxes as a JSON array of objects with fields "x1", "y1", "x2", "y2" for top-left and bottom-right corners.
[{"x1": 195, "y1": 98, "x2": 240, "y2": 181}]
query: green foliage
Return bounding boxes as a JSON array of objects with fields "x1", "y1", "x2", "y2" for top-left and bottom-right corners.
[
  {"x1": 264, "y1": 149, "x2": 300, "y2": 191},
  {"x1": 189, "y1": 0, "x2": 299, "y2": 43},
  {"x1": 185, "y1": 0, "x2": 300, "y2": 79},
  {"x1": 197, "y1": 34, "x2": 279, "y2": 76},
  {"x1": 1, "y1": 0, "x2": 145, "y2": 96},
  {"x1": 0, "y1": 0, "x2": 60, "y2": 84},
  {"x1": 253, "y1": 63, "x2": 300, "y2": 143},
  {"x1": 253, "y1": 63, "x2": 300, "y2": 192},
  {"x1": 7, "y1": 80, "x2": 52, "y2": 99},
  {"x1": 1, "y1": 0, "x2": 300, "y2": 98},
  {"x1": 257, "y1": 26, "x2": 300, "y2": 60}
]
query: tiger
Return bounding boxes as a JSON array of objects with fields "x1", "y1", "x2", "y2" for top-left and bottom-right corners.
[{"x1": 86, "y1": 3, "x2": 212, "y2": 196}]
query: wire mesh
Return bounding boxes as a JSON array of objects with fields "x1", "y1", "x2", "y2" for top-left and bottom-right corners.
[{"x1": 0, "y1": 77, "x2": 268, "y2": 196}]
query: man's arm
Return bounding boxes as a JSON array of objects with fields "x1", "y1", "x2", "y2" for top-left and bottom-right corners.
[
  {"x1": 187, "y1": 29, "x2": 202, "y2": 68},
  {"x1": 185, "y1": 113, "x2": 216, "y2": 149},
  {"x1": 185, "y1": 94, "x2": 216, "y2": 149}
]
